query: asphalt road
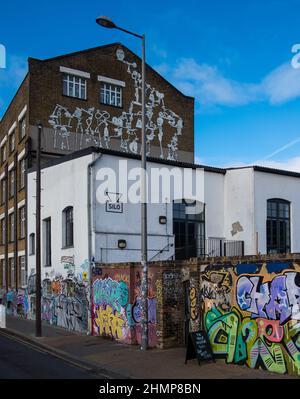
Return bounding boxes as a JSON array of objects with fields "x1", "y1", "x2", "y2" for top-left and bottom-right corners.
[{"x1": 0, "y1": 332, "x2": 100, "y2": 379}]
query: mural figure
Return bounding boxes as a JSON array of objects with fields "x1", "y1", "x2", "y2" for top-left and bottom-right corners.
[{"x1": 49, "y1": 49, "x2": 184, "y2": 160}]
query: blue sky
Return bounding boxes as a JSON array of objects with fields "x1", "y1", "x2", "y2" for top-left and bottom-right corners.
[{"x1": 1, "y1": 0, "x2": 300, "y2": 170}]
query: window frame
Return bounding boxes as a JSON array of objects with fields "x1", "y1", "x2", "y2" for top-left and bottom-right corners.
[
  {"x1": 9, "y1": 212, "x2": 14, "y2": 243},
  {"x1": 62, "y1": 73, "x2": 87, "y2": 100},
  {"x1": 19, "y1": 117, "x2": 26, "y2": 142},
  {"x1": 19, "y1": 158, "x2": 26, "y2": 190},
  {"x1": 43, "y1": 217, "x2": 52, "y2": 267},
  {"x1": 100, "y1": 82, "x2": 123, "y2": 108},
  {"x1": 19, "y1": 206, "x2": 26, "y2": 239},
  {"x1": 266, "y1": 198, "x2": 291, "y2": 254},
  {"x1": 62, "y1": 206, "x2": 74, "y2": 248},
  {"x1": 29, "y1": 232, "x2": 35, "y2": 255},
  {"x1": 19, "y1": 255, "x2": 26, "y2": 287}
]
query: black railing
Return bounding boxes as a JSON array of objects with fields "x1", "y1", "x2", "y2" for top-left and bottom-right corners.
[{"x1": 204, "y1": 238, "x2": 244, "y2": 258}]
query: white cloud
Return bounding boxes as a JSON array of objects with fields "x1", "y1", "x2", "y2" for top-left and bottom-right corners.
[
  {"x1": 173, "y1": 59, "x2": 259, "y2": 106},
  {"x1": 262, "y1": 62, "x2": 300, "y2": 104},
  {"x1": 160, "y1": 57, "x2": 300, "y2": 108}
]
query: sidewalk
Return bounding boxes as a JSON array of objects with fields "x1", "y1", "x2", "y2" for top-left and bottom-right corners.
[{"x1": 2, "y1": 316, "x2": 297, "y2": 379}]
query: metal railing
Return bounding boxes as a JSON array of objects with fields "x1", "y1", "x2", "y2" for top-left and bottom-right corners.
[{"x1": 204, "y1": 238, "x2": 244, "y2": 258}]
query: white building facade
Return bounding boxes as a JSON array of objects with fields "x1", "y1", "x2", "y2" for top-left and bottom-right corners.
[{"x1": 27, "y1": 148, "x2": 300, "y2": 280}]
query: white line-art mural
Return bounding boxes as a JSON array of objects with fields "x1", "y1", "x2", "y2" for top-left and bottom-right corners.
[{"x1": 49, "y1": 48, "x2": 184, "y2": 160}]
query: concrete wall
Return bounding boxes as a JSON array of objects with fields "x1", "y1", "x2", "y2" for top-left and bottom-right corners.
[{"x1": 224, "y1": 168, "x2": 255, "y2": 254}]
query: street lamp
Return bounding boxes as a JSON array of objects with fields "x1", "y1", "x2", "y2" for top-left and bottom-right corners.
[{"x1": 96, "y1": 16, "x2": 148, "y2": 351}]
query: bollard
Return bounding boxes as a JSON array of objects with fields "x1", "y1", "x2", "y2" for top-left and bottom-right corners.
[{"x1": 0, "y1": 304, "x2": 6, "y2": 328}]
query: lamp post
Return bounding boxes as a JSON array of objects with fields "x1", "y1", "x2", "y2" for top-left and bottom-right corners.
[
  {"x1": 35, "y1": 123, "x2": 42, "y2": 337},
  {"x1": 96, "y1": 16, "x2": 148, "y2": 351}
]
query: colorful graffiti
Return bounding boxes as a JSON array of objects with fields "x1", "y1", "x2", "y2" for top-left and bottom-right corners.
[
  {"x1": 41, "y1": 275, "x2": 88, "y2": 332},
  {"x1": 202, "y1": 263, "x2": 300, "y2": 376},
  {"x1": 92, "y1": 270, "x2": 157, "y2": 347}
]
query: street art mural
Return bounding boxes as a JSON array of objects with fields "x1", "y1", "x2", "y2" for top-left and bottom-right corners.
[
  {"x1": 41, "y1": 274, "x2": 89, "y2": 332},
  {"x1": 201, "y1": 262, "x2": 300, "y2": 376},
  {"x1": 49, "y1": 49, "x2": 183, "y2": 160},
  {"x1": 0, "y1": 261, "x2": 91, "y2": 333},
  {"x1": 92, "y1": 268, "x2": 157, "y2": 347}
]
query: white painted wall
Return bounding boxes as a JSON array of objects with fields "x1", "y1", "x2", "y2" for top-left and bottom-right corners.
[
  {"x1": 204, "y1": 172, "x2": 224, "y2": 239},
  {"x1": 224, "y1": 168, "x2": 255, "y2": 255},
  {"x1": 27, "y1": 152, "x2": 300, "y2": 266},
  {"x1": 27, "y1": 153, "x2": 94, "y2": 279},
  {"x1": 254, "y1": 171, "x2": 300, "y2": 254}
]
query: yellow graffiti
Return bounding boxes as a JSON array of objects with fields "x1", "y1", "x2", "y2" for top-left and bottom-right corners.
[
  {"x1": 94, "y1": 305, "x2": 125, "y2": 339},
  {"x1": 155, "y1": 279, "x2": 163, "y2": 308},
  {"x1": 190, "y1": 287, "x2": 198, "y2": 321}
]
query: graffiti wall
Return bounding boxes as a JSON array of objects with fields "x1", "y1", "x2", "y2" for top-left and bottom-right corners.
[
  {"x1": 92, "y1": 266, "x2": 158, "y2": 347},
  {"x1": 200, "y1": 262, "x2": 300, "y2": 376},
  {"x1": 0, "y1": 260, "x2": 90, "y2": 334},
  {"x1": 41, "y1": 274, "x2": 89, "y2": 332}
]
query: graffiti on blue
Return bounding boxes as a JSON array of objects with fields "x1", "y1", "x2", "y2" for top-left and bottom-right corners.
[
  {"x1": 236, "y1": 272, "x2": 300, "y2": 324},
  {"x1": 93, "y1": 278, "x2": 129, "y2": 311}
]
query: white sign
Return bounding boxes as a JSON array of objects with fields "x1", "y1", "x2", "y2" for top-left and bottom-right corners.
[{"x1": 106, "y1": 201, "x2": 123, "y2": 213}]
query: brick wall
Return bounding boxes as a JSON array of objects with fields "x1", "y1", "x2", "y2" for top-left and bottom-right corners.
[{"x1": 28, "y1": 43, "x2": 194, "y2": 162}]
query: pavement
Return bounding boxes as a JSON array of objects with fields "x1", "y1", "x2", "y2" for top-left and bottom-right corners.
[{"x1": 1, "y1": 316, "x2": 299, "y2": 379}]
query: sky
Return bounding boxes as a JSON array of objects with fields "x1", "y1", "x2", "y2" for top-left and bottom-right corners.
[{"x1": 1, "y1": 0, "x2": 300, "y2": 170}]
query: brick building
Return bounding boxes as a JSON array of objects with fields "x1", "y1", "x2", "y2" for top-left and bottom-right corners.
[{"x1": 0, "y1": 42, "x2": 195, "y2": 298}]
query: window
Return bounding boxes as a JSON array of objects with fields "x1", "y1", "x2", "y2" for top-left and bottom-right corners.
[
  {"x1": 9, "y1": 213, "x2": 14, "y2": 242},
  {"x1": 9, "y1": 131, "x2": 15, "y2": 153},
  {"x1": 19, "y1": 256, "x2": 26, "y2": 287},
  {"x1": 9, "y1": 170, "x2": 14, "y2": 197},
  {"x1": 100, "y1": 83, "x2": 122, "y2": 107},
  {"x1": 19, "y1": 117, "x2": 26, "y2": 141},
  {"x1": 267, "y1": 199, "x2": 291, "y2": 254},
  {"x1": 43, "y1": 218, "x2": 51, "y2": 266},
  {"x1": 63, "y1": 74, "x2": 87, "y2": 100},
  {"x1": 19, "y1": 158, "x2": 26, "y2": 189},
  {"x1": 63, "y1": 207, "x2": 74, "y2": 247},
  {"x1": 0, "y1": 219, "x2": 5, "y2": 245},
  {"x1": 1, "y1": 144, "x2": 6, "y2": 164},
  {"x1": 29, "y1": 233, "x2": 35, "y2": 255},
  {"x1": 1, "y1": 179, "x2": 5, "y2": 204},
  {"x1": 173, "y1": 200, "x2": 205, "y2": 260},
  {"x1": 8, "y1": 257, "x2": 14, "y2": 288},
  {"x1": 0, "y1": 259, "x2": 5, "y2": 288},
  {"x1": 19, "y1": 206, "x2": 25, "y2": 239}
]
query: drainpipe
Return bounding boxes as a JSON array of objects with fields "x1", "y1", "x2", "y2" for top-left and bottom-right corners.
[{"x1": 87, "y1": 151, "x2": 102, "y2": 336}]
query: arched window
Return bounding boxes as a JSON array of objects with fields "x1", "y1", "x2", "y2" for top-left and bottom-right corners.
[
  {"x1": 267, "y1": 199, "x2": 290, "y2": 254},
  {"x1": 29, "y1": 233, "x2": 35, "y2": 255},
  {"x1": 63, "y1": 207, "x2": 74, "y2": 248},
  {"x1": 173, "y1": 200, "x2": 205, "y2": 260}
]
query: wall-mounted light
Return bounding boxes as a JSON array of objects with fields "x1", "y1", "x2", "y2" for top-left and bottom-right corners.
[
  {"x1": 118, "y1": 239, "x2": 127, "y2": 249},
  {"x1": 159, "y1": 216, "x2": 167, "y2": 225}
]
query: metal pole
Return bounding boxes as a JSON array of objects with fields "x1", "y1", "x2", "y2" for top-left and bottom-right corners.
[
  {"x1": 140, "y1": 34, "x2": 148, "y2": 351},
  {"x1": 35, "y1": 124, "x2": 42, "y2": 337}
]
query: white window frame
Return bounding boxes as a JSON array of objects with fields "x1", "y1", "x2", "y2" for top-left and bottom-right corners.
[
  {"x1": 20, "y1": 206, "x2": 25, "y2": 239},
  {"x1": 19, "y1": 117, "x2": 26, "y2": 141},
  {"x1": 19, "y1": 255, "x2": 26, "y2": 287},
  {"x1": 63, "y1": 73, "x2": 87, "y2": 100},
  {"x1": 19, "y1": 158, "x2": 26, "y2": 189},
  {"x1": 100, "y1": 82, "x2": 122, "y2": 107}
]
